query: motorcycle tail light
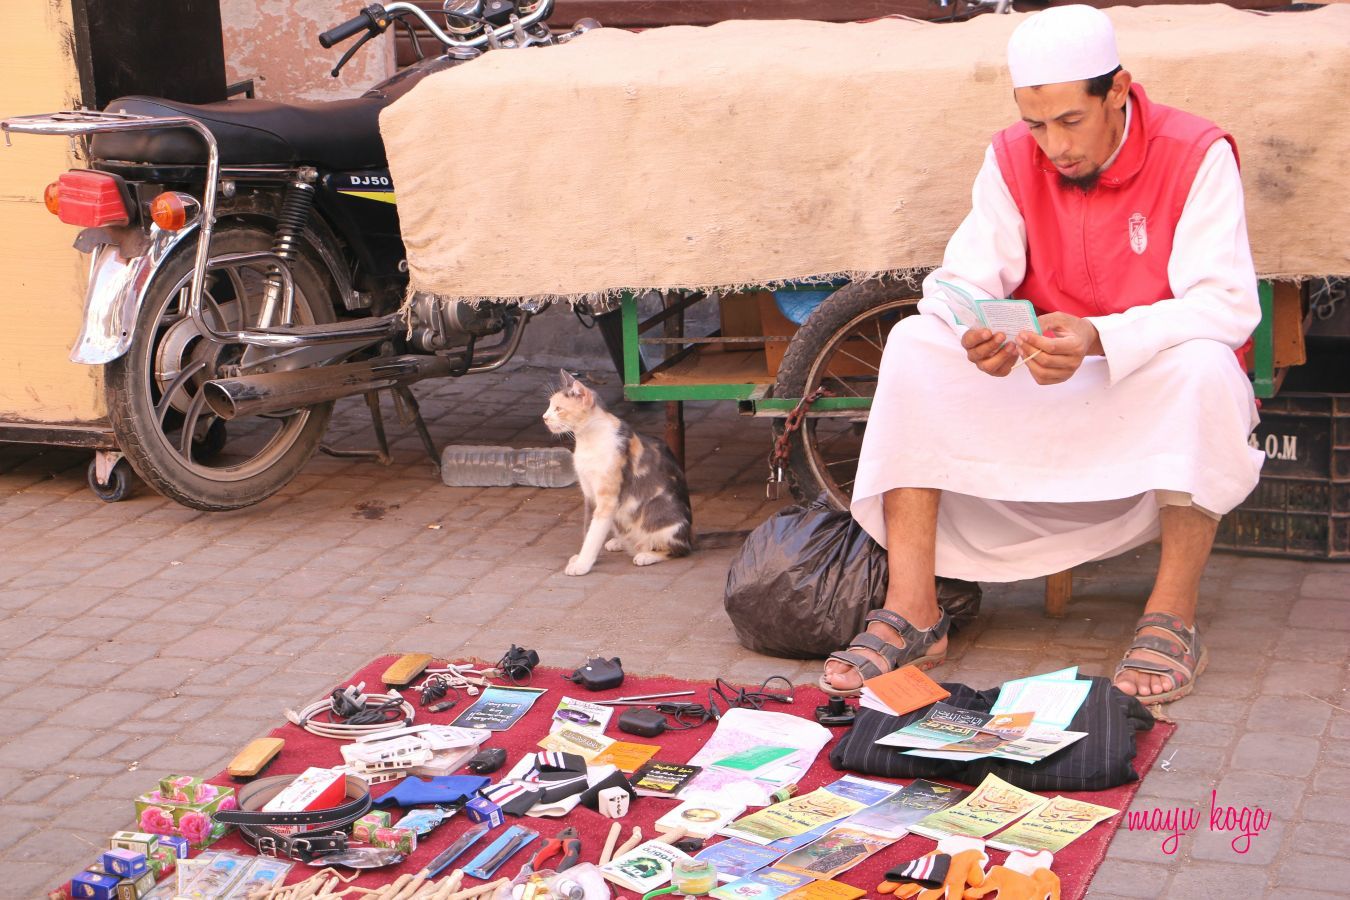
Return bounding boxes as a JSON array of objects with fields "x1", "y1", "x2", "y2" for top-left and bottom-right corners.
[
  {"x1": 54, "y1": 170, "x2": 130, "y2": 227},
  {"x1": 43, "y1": 181, "x2": 61, "y2": 216},
  {"x1": 149, "y1": 191, "x2": 199, "y2": 231}
]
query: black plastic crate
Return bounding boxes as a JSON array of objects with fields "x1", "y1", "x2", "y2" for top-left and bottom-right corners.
[{"x1": 1215, "y1": 392, "x2": 1350, "y2": 559}]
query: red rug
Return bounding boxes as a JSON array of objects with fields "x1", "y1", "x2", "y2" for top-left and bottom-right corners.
[{"x1": 206, "y1": 657, "x2": 1173, "y2": 899}]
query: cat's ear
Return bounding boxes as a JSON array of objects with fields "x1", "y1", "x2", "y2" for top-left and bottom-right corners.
[
  {"x1": 562, "y1": 372, "x2": 589, "y2": 400},
  {"x1": 558, "y1": 368, "x2": 575, "y2": 389}
]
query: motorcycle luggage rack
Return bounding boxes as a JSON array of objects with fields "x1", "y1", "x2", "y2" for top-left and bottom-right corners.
[{"x1": 3, "y1": 110, "x2": 391, "y2": 351}]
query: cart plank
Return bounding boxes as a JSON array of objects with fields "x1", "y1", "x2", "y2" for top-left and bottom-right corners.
[{"x1": 646, "y1": 347, "x2": 774, "y2": 386}]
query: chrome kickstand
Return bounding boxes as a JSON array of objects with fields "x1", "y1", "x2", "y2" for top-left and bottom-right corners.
[
  {"x1": 392, "y1": 386, "x2": 440, "y2": 472},
  {"x1": 318, "y1": 391, "x2": 392, "y2": 464}
]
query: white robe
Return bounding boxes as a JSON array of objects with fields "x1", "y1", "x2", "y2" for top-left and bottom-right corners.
[{"x1": 851, "y1": 127, "x2": 1265, "y2": 583}]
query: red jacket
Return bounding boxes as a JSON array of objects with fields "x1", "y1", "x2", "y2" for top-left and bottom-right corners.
[{"x1": 991, "y1": 83, "x2": 1236, "y2": 318}]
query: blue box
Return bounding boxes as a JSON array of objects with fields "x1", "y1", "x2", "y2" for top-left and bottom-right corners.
[
  {"x1": 71, "y1": 871, "x2": 121, "y2": 900},
  {"x1": 154, "y1": 835, "x2": 190, "y2": 860},
  {"x1": 101, "y1": 849, "x2": 147, "y2": 878},
  {"x1": 464, "y1": 796, "x2": 504, "y2": 827}
]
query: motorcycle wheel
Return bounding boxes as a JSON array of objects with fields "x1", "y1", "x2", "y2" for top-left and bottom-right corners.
[
  {"x1": 104, "y1": 222, "x2": 338, "y2": 511},
  {"x1": 772, "y1": 279, "x2": 920, "y2": 509}
]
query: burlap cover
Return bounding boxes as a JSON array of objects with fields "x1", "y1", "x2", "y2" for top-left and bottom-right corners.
[{"x1": 380, "y1": 4, "x2": 1350, "y2": 302}]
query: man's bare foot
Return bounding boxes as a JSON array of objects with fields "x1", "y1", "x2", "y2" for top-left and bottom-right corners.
[{"x1": 822, "y1": 611, "x2": 949, "y2": 694}]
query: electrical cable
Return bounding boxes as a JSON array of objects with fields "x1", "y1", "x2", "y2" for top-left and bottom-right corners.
[
  {"x1": 647, "y1": 676, "x2": 795, "y2": 731},
  {"x1": 285, "y1": 683, "x2": 416, "y2": 739}
]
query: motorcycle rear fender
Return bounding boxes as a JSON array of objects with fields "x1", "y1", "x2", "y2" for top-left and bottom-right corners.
[{"x1": 70, "y1": 222, "x2": 200, "y2": 365}]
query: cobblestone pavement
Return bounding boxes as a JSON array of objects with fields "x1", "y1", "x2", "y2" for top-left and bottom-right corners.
[{"x1": 1, "y1": 363, "x2": 1346, "y2": 898}]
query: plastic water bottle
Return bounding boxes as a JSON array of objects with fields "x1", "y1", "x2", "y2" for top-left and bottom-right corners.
[{"x1": 439, "y1": 445, "x2": 577, "y2": 488}]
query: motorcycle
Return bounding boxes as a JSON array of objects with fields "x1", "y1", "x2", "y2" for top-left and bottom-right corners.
[{"x1": 2, "y1": 1, "x2": 598, "y2": 510}]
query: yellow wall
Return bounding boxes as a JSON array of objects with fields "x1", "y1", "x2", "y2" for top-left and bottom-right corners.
[{"x1": 0, "y1": 0, "x2": 104, "y2": 423}]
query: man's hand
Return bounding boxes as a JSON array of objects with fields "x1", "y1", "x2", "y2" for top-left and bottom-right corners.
[
  {"x1": 1015, "y1": 312, "x2": 1103, "y2": 385},
  {"x1": 961, "y1": 327, "x2": 1019, "y2": 377}
]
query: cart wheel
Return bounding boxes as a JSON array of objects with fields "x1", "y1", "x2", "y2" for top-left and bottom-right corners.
[
  {"x1": 773, "y1": 279, "x2": 920, "y2": 508},
  {"x1": 87, "y1": 457, "x2": 135, "y2": 503}
]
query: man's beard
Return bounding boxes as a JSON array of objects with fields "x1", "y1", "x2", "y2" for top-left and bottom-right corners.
[{"x1": 1058, "y1": 167, "x2": 1102, "y2": 192}]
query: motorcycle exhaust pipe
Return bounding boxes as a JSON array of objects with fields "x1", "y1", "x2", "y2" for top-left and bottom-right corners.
[{"x1": 202, "y1": 355, "x2": 454, "y2": 420}]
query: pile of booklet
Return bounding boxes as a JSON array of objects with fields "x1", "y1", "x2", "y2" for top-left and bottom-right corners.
[{"x1": 867, "y1": 667, "x2": 1093, "y2": 764}]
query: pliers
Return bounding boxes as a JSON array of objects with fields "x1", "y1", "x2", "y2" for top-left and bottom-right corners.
[{"x1": 525, "y1": 826, "x2": 581, "y2": 873}]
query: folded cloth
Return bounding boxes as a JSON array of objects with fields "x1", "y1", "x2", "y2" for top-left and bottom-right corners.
[
  {"x1": 830, "y1": 677, "x2": 1153, "y2": 791},
  {"x1": 372, "y1": 775, "x2": 489, "y2": 807}
]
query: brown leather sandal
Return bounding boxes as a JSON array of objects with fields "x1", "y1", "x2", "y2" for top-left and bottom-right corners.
[
  {"x1": 1114, "y1": 612, "x2": 1208, "y2": 705},
  {"x1": 819, "y1": 608, "x2": 951, "y2": 698}
]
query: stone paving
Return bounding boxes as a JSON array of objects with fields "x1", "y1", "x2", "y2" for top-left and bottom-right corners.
[{"x1": 0, "y1": 362, "x2": 1347, "y2": 898}]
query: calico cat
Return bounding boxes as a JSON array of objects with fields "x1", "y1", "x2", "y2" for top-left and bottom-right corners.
[{"x1": 543, "y1": 370, "x2": 693, "y2": 576}]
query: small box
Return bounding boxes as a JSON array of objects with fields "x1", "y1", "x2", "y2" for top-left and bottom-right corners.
[
  {"x1": 464, "y1": 796, "x2": 503, "y2": 827},
  {"x1": 259, "y1": 767, "x2": 346, "y2": 835},
  {"x1": 147, "y1": 847, "x2": 176, "y2": 880},
  {"x1": 101, "y1": 849, "x2": 147, "y2": 879},
  {"x1": 70, "y1": 871, "x2": 121, "y2": 900},
  {"x1": 154, "y1": 835, "x2": 189, "y2": 860},
  {"x1": 369, "y1": 825, "x2": 417, "y2": 854},
  {"x1": 108, "y1": 833, "x2": 159, "y2": 858},
  {"x1": 114, "y1": 871, "x2": 155, "y2": 900},
  {"x1": 156, "y1": 775, "x2": 202, "y2": 803},
  {"x1": 134, "y1": 778, "x2": 236, "y2": 849},
  {"x1": 352, "y1": 811, "x2": 392, "y2": 843}
]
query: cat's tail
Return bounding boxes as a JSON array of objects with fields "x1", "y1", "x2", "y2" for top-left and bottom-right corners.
[{"x1": 692, "y1": 530, "x2": 752, "y2": 550}]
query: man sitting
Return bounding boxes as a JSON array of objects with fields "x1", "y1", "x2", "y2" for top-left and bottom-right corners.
[{"x1": 822, "y1": 5, "x2": 1263, "y2": 704}]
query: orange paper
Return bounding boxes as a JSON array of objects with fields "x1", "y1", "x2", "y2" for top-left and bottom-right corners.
[
  {"x1": 593, "y1": 741, "x2": 662, "y2": 773},
  {"x1": 862, "y1": 665, "x2": 950, "y2": 716},
  {"x1": 782, "y1": 880, "x2": 867, "y2": 900}
]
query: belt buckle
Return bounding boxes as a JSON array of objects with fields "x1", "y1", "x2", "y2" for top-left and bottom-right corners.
[
  {"x1": 292, "y1": 837, "x2": 313, "y2": 858},
  {"x1": 256, "y1": 836, "x2": 278, "y2": 858}
]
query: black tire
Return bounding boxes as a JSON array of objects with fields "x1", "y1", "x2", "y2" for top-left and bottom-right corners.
[
  {"x1": 772, "y1": 278, "x2": 921, "y2": 508},
  {"x1": 87, "y1": 458, "x2": 134, "y2": 503},
  {"x1": 104, "y1": 221, "x2": 338, "y2": 511}
]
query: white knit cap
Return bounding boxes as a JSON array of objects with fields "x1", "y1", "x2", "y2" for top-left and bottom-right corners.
[{"x1": 1007, "y1": 5, "x2": 1120, "y2": 89}]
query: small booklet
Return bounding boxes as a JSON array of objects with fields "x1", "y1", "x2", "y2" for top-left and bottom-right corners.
[
  {"x1": 549, "y1": 696, "x2": 613, "y2": 734},
  {"x1": 773, "y1": 825, "x2": 896, "y2": 880},
  {"x1": 859, "y1": 665, "x2": 950, "y2": 717},
  {"x1": 695, "y1": 838, "x2": 786, "y2": 883},
  {"x1": 986, "y1": 795, "x2": 1120, "y2": 853},
  {"x1": 600, "y1": 840, "x2": 690, "y2": 893},
  {"x1": 720, "y1": 777, "x2": 893, "y2": 846},
  {"x1": 656, "y1": 797, "x2": 747, "y2": 839},
  {"x1": 632, "y1": 761, "x2": 702, "y2": 798},
  {"x1": 909, "y1": 773, "x2": 1050, "y2": 841},
  {"x1": 901, "y1": 712, "x2": 1037, "y2": 760},
  {"x1": 537, "y1": 727, "x2": 614, "y2": 762},
  {"x1": 990, "y1": 668, "x2": 1091, "y2": 731},
  {"x1": 874, "y1": 702, "x2": 999, "y2": 751},
  {"x1": 593, "y1": 741, "x2": 661, "y2": 774},
  {"x1": 450, "y1": 685, "x2": 547, "y2": 731},
  {"x1": 841, "y1": 779, "x2": 969, "y2": 837},
  {"x1": 710, "y1": 868, "x2": 814, "y2": 900},
  {"x1": 710, "y1": 746, "x2": 800, "y2": 777},
  {"x1": 934, "y1": 279, "x2": 1042, "y2": 336},
  {"x1": 988, "y1": 728, "x2": 1088, "y2": 763}
]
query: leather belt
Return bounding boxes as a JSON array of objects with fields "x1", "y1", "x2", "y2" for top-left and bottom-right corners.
[{"x1": 214, "y1": 774, "x2": 372, "y2": 861}]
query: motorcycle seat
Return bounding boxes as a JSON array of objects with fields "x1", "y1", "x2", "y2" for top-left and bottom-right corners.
[{"x1": 90, "y1": 95, "x2": 389, "y2": 171}]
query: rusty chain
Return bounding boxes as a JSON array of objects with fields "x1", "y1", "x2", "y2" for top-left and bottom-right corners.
[{"x1": 766, "y1": 385, "x2": 831, "y2": 497}]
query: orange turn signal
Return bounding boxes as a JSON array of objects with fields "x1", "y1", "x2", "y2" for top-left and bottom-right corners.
[
  {"x1": 43, "y1": 181, "x2": 61, "y2": 216},
  {"x1": 149, "y1": 191, "x2": 199, "y2": 231}
]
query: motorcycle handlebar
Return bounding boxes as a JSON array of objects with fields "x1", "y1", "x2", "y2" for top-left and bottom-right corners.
[{"x1": 319, "y1": 7, "x2": 380, "y2": 48}]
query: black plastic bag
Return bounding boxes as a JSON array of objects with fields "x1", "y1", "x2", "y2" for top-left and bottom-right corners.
[{"x1": 723, "y1": 497, "x2": 981, "y2": 659}]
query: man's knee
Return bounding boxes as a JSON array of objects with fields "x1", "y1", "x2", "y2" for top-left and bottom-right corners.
[{"x1": 1148, "y1": 339, "x2": 1244, "y2": 388}]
